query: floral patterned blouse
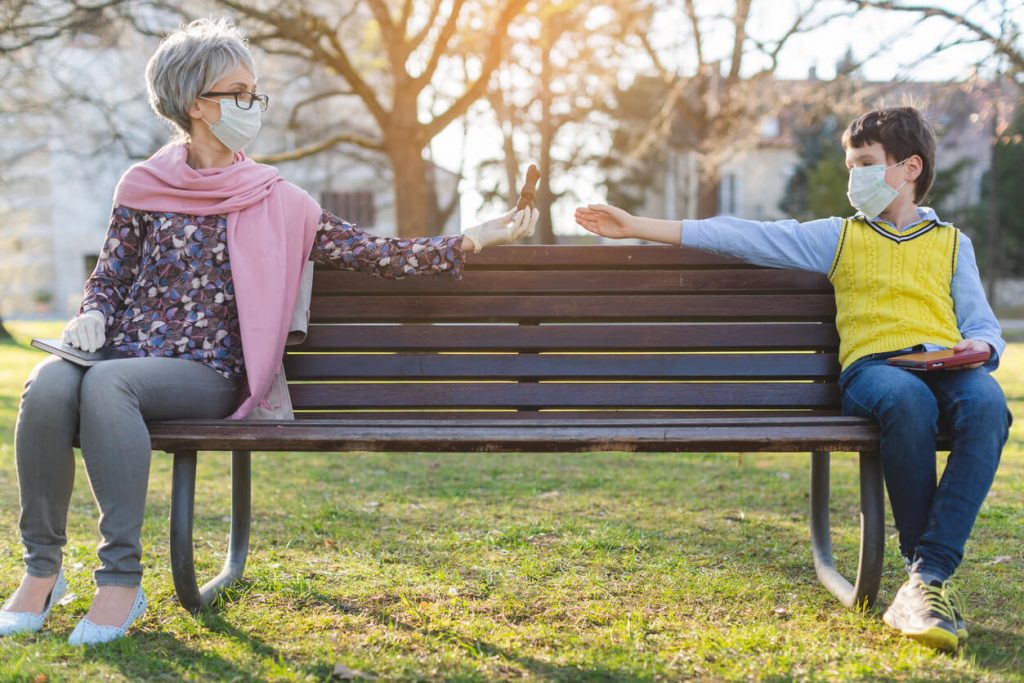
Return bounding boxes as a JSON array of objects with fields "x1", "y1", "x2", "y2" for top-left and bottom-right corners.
[{"x1": 79, "y1": 206, "x2": 465, "y2": 382}]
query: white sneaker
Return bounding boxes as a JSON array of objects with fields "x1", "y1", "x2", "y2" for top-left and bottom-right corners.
[
  {"x1": 0, "y1": 570, "x2": 67, "y2": 636},
  {"x1": 68, "y1": 586, "x2": 147, "y2": 646}
]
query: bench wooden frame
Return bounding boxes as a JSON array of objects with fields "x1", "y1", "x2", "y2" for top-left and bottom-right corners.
[{"x1": 147, "y1": 246, "x2": 944, "y2": 614}]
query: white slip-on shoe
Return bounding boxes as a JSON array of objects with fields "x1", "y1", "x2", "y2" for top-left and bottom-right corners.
[
  {"x1": 0, "y1": 570, "x2": 67, "y2": 636},
  {"x1": 68, "y1": 586, "x2": 147, "y2": 646}
]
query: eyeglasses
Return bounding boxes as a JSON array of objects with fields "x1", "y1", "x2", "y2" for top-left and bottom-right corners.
[{"x1": 200, "y1": 91, "x2": 269, "y2": 111}]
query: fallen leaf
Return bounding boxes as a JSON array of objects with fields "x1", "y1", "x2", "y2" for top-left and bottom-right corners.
[
  {"x1": 724, "y1": 511, "x2": 745, "y2": 522},
  {"x1": 332, "y1": 663, "x2": 366, "y2": 680},
  {"x1": 988, "y1": 556, "x2": 1013, "y2": 565}
]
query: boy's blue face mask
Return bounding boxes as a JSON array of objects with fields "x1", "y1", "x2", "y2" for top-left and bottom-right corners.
[{"x1": 847, "y1": 158, "x2": 909, "y2": 218}]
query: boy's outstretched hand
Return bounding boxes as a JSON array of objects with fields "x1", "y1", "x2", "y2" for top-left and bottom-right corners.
[
  {"x1": 951, "y1": 338, "x2": 992, "y2": 370},
  {"x1": 574, "y1": 204, "x2": 634, "y2": 239}
]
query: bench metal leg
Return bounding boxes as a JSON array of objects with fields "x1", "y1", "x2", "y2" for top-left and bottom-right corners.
[
  {"x1": 809, "y1": 450, "x2": 884, "y2": 609},
  {"x1": 170, "y1": 449, "x2": 252, "y2": 614}
]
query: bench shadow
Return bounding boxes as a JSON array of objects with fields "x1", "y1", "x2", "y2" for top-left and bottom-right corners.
[
  {"x1": 302, "y1": 589, "x2": 661, "y2": 681},
  {"x1": 80, "y1": 610, "x2": 326, "y2": 681}
]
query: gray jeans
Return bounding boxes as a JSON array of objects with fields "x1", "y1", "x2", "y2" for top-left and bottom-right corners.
[{"x1": 15, "y1": 355, "x2": 238, "y2": 587}]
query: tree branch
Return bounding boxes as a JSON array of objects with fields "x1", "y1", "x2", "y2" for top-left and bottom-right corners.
[
  {"x1": 422, "y1": 0, "x2": 529, "y2": 141},
  {"x1": 683, "y1": 0, "x2": 705, "y2": 67},
  {"x1": 415, "y1": 0, "x2": 467, "y2": 89},
  {"x1": 285, "y1": 89, "x2": 358, "y2": 128},
  {"x1": 409, "y1": 0, "x2": 446, "y2": 51},
  {"x1": 727, "y1": 0, "x2": 751, "y2": 84},
  {"x1": 217, "y1": 0, "x2": 391, "y2": 128},
  {"x1": 848, "y1": 0, "x2": 1024, "y2": 73},
  {"x1": 253, "y1": 132, "x2": 384, "y2": 164}
]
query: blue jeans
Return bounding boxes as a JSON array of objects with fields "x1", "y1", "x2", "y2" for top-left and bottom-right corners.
[{"x1": 838, "y1": 347, "x2": 1012, "y2": 581}]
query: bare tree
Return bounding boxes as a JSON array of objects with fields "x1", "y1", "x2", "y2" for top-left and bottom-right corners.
[
  {"x1": 611, "y1": 0, "x2": 851, "y2": 218},
  {"x1": 0, "y1": 0, "x2": 128, "y2": 337},
  {"x1": 0, "y1": 0, "x2": 124, "y2": 52},
  {"x1": 846, "y1": 1, "x2": 1024, "y2": 77},
  {"x1": 189, "y1": 0, "x2": 532, "y2": 237},
  {"x1": 478, "y1": 0, "x2": 633, "y2": 243}
]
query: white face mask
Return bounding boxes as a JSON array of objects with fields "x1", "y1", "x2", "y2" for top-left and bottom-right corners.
[
  {"x1": 847, "y1": 158, "x2": 909, "y2": 218},
  {"x1": 200, "y1": 97, "x2": 262, "y2": 152}
]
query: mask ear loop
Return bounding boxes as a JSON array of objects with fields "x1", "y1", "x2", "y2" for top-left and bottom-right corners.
[
  {"x1": 197, "y1": 96, "x2": 221, "y2": 131},
  {"x1": 892, "y1": 157, "x2": 913, "y2": 193}
]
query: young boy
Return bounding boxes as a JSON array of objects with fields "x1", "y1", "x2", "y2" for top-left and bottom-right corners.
[{"x1": 575, "y1": 106, "x2": 1011, "y2": 652}]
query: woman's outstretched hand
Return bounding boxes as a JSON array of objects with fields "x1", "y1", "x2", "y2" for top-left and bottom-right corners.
[
  {"x1": 574, "y1": 204, "x2": 634, "y2": 239},
  {"x1": 462, "y1": 207, "x2": 540, "y2": 253}
]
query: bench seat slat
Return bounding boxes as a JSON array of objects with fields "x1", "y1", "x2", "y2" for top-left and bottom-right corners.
[
  {"x1": 314, "y1": 269, "x2": 832, "y2": 294},
  {"x1": 293, "y1": 410, "x2": 846, "y2": 420},
  {"x1": 282, "y1": 353, "x2": 841, "y2": 380},
  {"x1": 310, "y1": 294, "x2": 837, "y2": 322},
  {"x1": 287, "y1": 382, "x2": 840, "y2": 410},
  {"x1": 147, "y1": 420, "x2": 880, "y2": 453},
  {"x1": 297, "y1": 323, "x2": 840, "y2": 351}
]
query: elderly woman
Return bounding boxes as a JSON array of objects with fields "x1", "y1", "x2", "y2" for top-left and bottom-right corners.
[{"x1": 0, "y1": 18, "x2": 537, "y2": 645}]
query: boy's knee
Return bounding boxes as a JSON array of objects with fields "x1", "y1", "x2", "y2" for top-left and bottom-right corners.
[
  {"x1": 878, "y1": 383, "x2": 938, "y2": 427},
  {"x1": 954, "y1": 385, "x2": 1010, "y2": 433}
]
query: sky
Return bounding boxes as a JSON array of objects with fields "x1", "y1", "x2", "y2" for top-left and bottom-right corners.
[{"x1": 434, "y1": 0, "x2": 1023, "y2": 233}]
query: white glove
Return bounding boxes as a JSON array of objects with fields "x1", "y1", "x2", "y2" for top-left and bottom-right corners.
[
  {"x1": 461, "y1": 207, "x2": 540, "y2": 253},
  {"x1": 62, "y1": 310, "x2": 106, "y2": 352}
]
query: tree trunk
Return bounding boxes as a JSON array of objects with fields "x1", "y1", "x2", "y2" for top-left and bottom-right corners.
[
  {"x1": 696, "y1": 158, "x2": 721, "y2": 219},
  {"x1": 0, "y1": 316, "x2": 12, "y2": 342},
  {"x1": 534, "y1": 16, "x2": 556, "y2": 244},
  {"x1": 388, "y1": 142, "x2": 434, "y2": 238}
]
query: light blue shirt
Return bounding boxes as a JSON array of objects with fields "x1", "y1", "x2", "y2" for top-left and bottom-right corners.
[{"x1": 680, "y1": 207, "x2": 1006, "y2": 371}]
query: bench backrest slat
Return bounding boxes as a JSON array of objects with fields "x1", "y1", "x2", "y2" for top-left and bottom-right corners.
[
  {"x1": 297, "y1": 323, "x2": 839, "y2": 351},
  {"x1": 284, "y1": 353, "x2": 840, "y2": 380},
  {"x1": 288, "y1": 382, "x2": 839, "y2": 410},
  {"x1": 287, "y1": 246, "x2": 842, "y2": 414}
]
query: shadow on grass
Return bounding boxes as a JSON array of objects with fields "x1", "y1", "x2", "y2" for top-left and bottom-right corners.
[
  {"x1": 296, "y1": 588, "x2": 661, "y2": 681},
  {"x1": 81, "y1": 611, "x2": 331, "y2": 681},
  {"x1": 967, "y1": 624, "x2": 1024, "y2": 677}
]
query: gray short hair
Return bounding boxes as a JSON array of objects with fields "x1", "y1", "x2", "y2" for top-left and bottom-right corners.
[{"x1": 146, "y1": 17, "x2": 257, "y2": 139}]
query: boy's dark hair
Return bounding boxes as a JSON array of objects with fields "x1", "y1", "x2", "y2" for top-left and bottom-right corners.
[{"x1": 841, "y1": 107, "x2": 936, "y2": 203}]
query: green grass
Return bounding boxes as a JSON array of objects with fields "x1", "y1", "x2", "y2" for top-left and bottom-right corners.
[{"x1": 0, "y1": 320, "x2": 1021, "y2": 682}]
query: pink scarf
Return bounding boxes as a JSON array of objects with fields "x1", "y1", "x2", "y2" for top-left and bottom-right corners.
[{"x1": 114, "y1": 143, "x2": 320, "y2": 419}]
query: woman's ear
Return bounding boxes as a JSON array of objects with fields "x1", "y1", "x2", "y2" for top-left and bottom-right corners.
[{"x1": 189, "y1": 98, "x2": 205, "y2": 123}]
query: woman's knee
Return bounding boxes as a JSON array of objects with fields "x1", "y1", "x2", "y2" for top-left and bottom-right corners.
[
  {"x1": 79, "y1": 360, "x2": 136, "y2": 408},
  {"x1": 21, "y1": 357, "x2": 83, "y2": 413}
]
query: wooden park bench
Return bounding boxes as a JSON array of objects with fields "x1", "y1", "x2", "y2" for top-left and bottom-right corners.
[{"x1": 147, "y1": 245, "x2": 947, "y2": 614}]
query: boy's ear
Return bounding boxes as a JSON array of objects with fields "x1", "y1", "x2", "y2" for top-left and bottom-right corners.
[{"x1": 905, "y1": 154, "x2": 923, "y2": 182}]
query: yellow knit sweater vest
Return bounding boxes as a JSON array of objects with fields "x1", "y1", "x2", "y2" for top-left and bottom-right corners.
[{"x1": 828, "y1": 216, "x2": 962, "y2": 370}]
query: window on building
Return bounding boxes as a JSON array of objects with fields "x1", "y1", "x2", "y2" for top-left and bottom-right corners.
[
  {"x1": 760, "y1": 116, "x2": 780, "y2": 139},
  {"x1": 321, "y1": 191, "x2": 376, "y2": 227},
  {"x1": 720, "y1": 172, "x2": 737, "y2": 215}
]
